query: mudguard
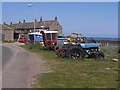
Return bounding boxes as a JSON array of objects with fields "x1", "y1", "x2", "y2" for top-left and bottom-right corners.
[{"x1": 80, "y1": 43, "x2": 100, "y2": 49}]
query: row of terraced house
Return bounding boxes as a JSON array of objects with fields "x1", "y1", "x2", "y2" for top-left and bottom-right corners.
[{"x1": 2, "y1": 17, "x2": 62, "y2": 42}]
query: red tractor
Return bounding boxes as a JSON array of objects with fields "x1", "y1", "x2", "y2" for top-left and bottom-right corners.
[{"x1": 40, "y1": 30, "x2": 58, "y2": 49}]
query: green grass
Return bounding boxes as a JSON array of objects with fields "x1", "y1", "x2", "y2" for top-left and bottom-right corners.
[
  {"x1": 22, "y1": 43, "x2": 119, "y2": 88},
  {"x1": 4, "y1": 24, "x2": 14, "y2": 30}
]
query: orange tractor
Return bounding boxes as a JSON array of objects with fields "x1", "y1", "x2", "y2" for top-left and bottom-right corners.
[{"x1": 40, "y1": 30, "x2": 58, "y2": 49}]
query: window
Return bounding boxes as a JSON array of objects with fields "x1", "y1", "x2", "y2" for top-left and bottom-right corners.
[
  {"x1": 52, "y1": 33, "x2": 57, "y2": 40},
  {"x1": 29, "y1": 34, "x2": 34, "y2": 40},
  {"x1": 54, "y1": 29, "x2": 58, "y2": 31},
  {"x1": 36, "y1": 35, "x2": 41, "y2": 37},
  {"x1": 46, "y1": 33, "x2": 51, "y2": 40}
]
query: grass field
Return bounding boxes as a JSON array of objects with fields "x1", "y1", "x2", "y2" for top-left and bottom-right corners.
[{"x1": 23, "y1": 43, "x2": 119, "y2": 88}]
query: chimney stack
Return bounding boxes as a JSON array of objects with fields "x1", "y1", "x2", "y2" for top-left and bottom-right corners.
[
  {"x1": 10, "y1": 22, "x2": 12, "y2": 25},
  {"x1": 23, "y1": 19, "x2": 25, "y2": 23},
  {"x1": 19, "y1": 21, "x2": 21, "y2": 24},
  {"x1": 40, "y1": 17, "x2": 42, "y2": 22},
  {"x1": 35, "y1": 19, "x2": 37, "y2": 22},
  {"x1": 55, "y1": 16, "x2": 57, "y2": 20}
]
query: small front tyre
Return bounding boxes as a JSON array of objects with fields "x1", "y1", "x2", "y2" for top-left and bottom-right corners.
[{"x1": 94, "y1": 52, "x2": 105, "y2": 60}]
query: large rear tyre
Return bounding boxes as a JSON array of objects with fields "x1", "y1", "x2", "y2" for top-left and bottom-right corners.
[
  {"x1": 69, "y1": 49, "x2": 84, "y2": 59},
  {"x1": 67, "y1": 45, "x2": 85, "y2": 60}
]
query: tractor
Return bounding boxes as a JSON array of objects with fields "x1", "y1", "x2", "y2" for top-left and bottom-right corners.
[
  {"x1": 56, "y1": 42, "x2": 104, "y2": 60},
  {"x1": 56, "y1": 33, "x2": 104, "y2": 60},
  {"x1": 40, "y1": 30, "x2": 58, "y2": 49}
]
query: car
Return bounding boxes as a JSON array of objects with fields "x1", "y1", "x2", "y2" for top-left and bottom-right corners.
[
  {"x1": 58, "y1": 38, "x2": 70, "y2": 45},
  {"x1": 19, "y1": 36, "x2": 28, "y2": 43}
]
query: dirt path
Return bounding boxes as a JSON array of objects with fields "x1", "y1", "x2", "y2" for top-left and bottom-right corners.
[{"x1": 2, "y1": 42, "x2": 49, "y2": 88}]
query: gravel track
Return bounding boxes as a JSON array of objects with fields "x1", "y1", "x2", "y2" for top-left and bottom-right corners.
[{"x1": 2, "y1": 42, "x2": 48, "y2": 88}]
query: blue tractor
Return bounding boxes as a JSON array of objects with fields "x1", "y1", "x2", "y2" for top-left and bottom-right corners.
[{"x1": 56, "y1": 39, "x2": 104, "y2": 60}]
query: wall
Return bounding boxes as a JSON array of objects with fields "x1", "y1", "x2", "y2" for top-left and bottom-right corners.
[{"x1": 2, "y1": 29, "x2": 14, "y2": 41}]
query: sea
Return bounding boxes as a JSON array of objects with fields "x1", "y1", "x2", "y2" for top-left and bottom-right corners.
[{"x1": 86, "y1": 37, "x2": 119, "y2": 41}]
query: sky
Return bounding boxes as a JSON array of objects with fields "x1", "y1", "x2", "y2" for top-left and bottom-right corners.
[{"x1": 2, "y1": 2, "x2": 118, "y2": 38}]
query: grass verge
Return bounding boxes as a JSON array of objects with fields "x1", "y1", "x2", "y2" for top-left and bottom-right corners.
[{"x1": 22, "y1": 43, "x2": 119, "y2": 88}]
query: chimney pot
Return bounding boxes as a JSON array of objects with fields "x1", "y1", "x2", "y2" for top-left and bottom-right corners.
[
  {"x1": 40, "y1": 17, "x2": 42, "y2": 22},
  {"x1": 23, "y1": 19, "x2": 25, "y2": 23},
  {"x1": 55, "y1": 16, "x2": 57, "y2": 20},
  {"x1": 35, "y1": 19, "x2": 37, "y2": 22},
  {"x1": 10, "y1": 22, "x2": 12, "y2": 25},
  {"x1": 19, "y1": 21, "x2": 21, "y2": 24}
]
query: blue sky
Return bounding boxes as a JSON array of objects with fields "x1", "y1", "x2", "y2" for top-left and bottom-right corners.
[{"x1": 2, "y1": 2, "x2": 118, "y2": 38}]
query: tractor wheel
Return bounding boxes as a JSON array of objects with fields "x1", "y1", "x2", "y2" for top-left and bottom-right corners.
[
  {"x1": 54, "y1": 46, "x2": 59, "y2": 51},
  {"x1": 94, "y1": 52, "x2": 105, "y2": 60},
  {"x1": 56, "y1": 48, "x2": 67, "y2": 58},
  {"x1": 67, "y1": 46, "x2": 85, "y2": 60}
]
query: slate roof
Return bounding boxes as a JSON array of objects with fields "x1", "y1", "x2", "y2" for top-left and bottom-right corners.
[
  {"x1": 12, "y1": 20, "x2": 56, "y2": 30},
  {"x1": 12, "y1": 22, "x2": 33, "y2": 29}
]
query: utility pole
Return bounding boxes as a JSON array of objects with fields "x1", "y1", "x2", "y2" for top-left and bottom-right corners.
[{"x1": 27, "y1": 3, "x2": 36, "y2": 44}]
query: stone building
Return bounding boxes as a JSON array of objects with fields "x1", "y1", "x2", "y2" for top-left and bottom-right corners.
[
  {"x1": 12, "y1": 17, "x2": 62, "y2": 34},
  {"x1": 2, "y1": 17, "x2": 63, "y2": 41},
  {"x1": 2, "y1": 25, "x2": 14, "y2": 42}
]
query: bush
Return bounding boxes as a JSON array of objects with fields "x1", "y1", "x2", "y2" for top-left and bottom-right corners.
[
  {"x1": 23, "y1": 31, "x2": 29, "y2": 34},
  {"x1": 101, "y1": 45, "x2": 118, "y2": 60}
]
